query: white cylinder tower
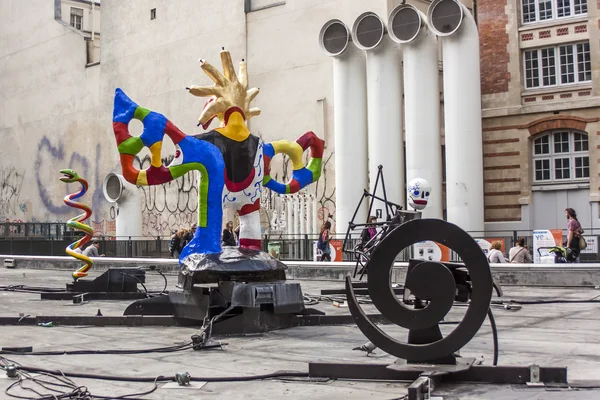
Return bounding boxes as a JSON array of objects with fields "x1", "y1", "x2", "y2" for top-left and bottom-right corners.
[
  {"x1": 351, "y1": 12, "x2": 405, "y2": 216},
  {"x1": 388, "y1": 5, "x2": 443, "y2": 220},
  {"x1": 427, "y1": 0, "x2": 484, "y2": 231},
  {"x1": 103, "y1": 173, "x2": 143, "y2": 238},
  {"x1": 319, "y1": 20, "x2": 369, "y2": 235}
]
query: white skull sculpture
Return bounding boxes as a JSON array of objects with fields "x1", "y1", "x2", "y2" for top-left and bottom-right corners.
[{"x1": 407, "y1": 178, "x2": 431, "y2": 211}]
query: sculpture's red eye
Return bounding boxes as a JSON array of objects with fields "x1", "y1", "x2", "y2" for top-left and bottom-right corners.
[{"x1": 175, "y1": 150, "x2": 181, "y2": 158}]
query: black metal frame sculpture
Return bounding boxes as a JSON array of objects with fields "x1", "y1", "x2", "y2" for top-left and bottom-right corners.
[{"x1": 342, "y1": 165, "x2": 408, "y2": 280}]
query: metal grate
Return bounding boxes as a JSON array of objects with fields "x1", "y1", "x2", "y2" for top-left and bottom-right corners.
[
  {"x1": 105, "y1": 174, "x2": 122, "y2": 201},
  {"x1": 430, "y1": 0, "x2": 462, "y2": 34},
  {"x1": 355, "y1": 15, "x2": 383, "y2": 49},
  {"x1": 391, "y1": 7, "x2": 421, "y2": 42},
  {"x1": 322, "y1": 22, "x2": 348, "y2": 55}
]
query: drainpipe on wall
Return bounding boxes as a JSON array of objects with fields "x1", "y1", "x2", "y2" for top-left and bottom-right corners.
[
  {"x1": 312, "y1": 195, "x2": 318, "y2": 236},
  {"x1": 299, "y1": 194, "x2": 306, "y2": 236},
  {"x1": 91, "y1": 1, "x2": 95, "y2": 41},
  {"x1": 293, "y1": 195, "x2": 300, "y2": 237},
  {"x1": 286, "y1": 196, "x2": 293, "y2": 235}
]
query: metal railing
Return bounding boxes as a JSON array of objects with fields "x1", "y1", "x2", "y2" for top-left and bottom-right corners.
[{"x1": 1, "y1": 223, "x2": 599, "y2": 262}]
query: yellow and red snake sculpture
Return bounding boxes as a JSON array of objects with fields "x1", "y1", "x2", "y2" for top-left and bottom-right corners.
[{"x1": 60, "y1": 169, "x2": 94, "y2": 281}]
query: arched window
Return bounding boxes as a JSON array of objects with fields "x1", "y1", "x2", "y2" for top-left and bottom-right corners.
[{"x1": 532, "y1": 130, "x2": 589, "y2": 183}]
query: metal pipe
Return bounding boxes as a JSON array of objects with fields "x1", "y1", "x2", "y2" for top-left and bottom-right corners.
[
  {"x1": 293, "y1": 195, "x2": 300, "y2": 237},
  {"x1": 286, "y1": 197, "x2": 293, "y2": 235},
  {"x1": 388, "y1": 5, "x2": 443, "y2": 220},
  {"x1": 427, "y1": 0, "x2": 484, "y2": 231},
  {"x1": 102, "y1": 173, "x2": 142, "y2": 239},
  {"x1": 306, "y1": 194, "x2": 313, "y2": 235},
  {"x1": 319, "y1": 20, "x2": 369, "y2": 236},
  {"x1": 352, "y1": 12, "x2": 405, "y2": 213},
  {"x1": 299, "y1": 194, "x2": 306, "y2": 236},
  {"x1": 90, "y1": 1, "x2": 95, "y2": 41},
  {"x1": 312, "y1": 196, "x2": 318, "y2": 235}
]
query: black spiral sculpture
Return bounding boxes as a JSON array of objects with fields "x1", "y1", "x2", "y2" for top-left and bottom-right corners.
[{"x1": 346, "y1": 218, "x2": 493, "y2": 362}]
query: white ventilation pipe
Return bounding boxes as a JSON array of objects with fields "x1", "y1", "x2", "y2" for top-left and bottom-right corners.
[
  {"x1": 103, "y1": 173, "x2": 143, "y2": 239},
  {"x1": 388, "y1": 5, "x2": 443, "y2": 220},
  {"x1": 427, "y1": 0, "x2": 484, "y2": 231},
  {"x1": 319, "y1": 20, "x2": 368, "y2": 236},
  {"x1": 352, "y1": 12, "x2": 405, "y2": 215}
]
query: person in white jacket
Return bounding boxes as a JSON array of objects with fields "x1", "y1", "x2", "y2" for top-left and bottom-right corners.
[{"x1": 487, "y1": 241, "x2": 506, "y2": 263}]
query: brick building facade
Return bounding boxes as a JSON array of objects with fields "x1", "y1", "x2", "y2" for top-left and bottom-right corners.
[{"x1": 478, "y1": 0, "x2": 600, "y2": 231}]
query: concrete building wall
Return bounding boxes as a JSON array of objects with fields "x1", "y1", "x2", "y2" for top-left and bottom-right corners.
[
  {"x1": 6, "y1": 0, "x2": 542, "y2": 240},
  {"x1": 0, "y1": 0, "x2": 108, "y2": 228},
  {"x1": 3, "y1": 0, "x2": 383, "y2": 237},
  {"x1": 479, "y1": 0, "x2": 600, "y2": 232}
]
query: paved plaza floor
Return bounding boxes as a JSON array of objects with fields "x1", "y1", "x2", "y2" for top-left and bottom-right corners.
[{"x1": 0, "y1": 268, "x2": 599, "y2": 399}]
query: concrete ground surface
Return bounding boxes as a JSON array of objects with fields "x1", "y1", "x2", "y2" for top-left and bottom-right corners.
[{"x1": 0, "y1": 268, "x2": 599, "y2": 399}]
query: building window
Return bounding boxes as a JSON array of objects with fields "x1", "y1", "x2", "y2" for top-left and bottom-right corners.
[
  {"x1": 245, "y1": 0, "x2": 286, "y2": 13},
  {"x1": 150, "y1": 8, "x2": 156, "y2": 20},
  {"x1": 523, "y1": 42, "x2": 591, "y2": 89},
  {"x1": 532, "y1": 130, "x2": 589, "y2": 183},
  {"x1": 70, "y1": 7, "x2": 83, "y2": 30},
  {"x1": 522, "y1": 0, "x2": 587, "y2": 23}
]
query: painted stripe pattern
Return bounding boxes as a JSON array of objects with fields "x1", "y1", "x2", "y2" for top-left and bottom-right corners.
[
  {"x1": 263, "y1": 131, "x2": 324, "y2": 194},
  {"x1": 60, "y1": 169, "x2": 94, "y2": 280}
]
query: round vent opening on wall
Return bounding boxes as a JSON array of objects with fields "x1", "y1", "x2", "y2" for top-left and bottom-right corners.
[
  {"x1": 352, "y1": 12, "x2": 385, "y2": 50},
  {"x1": 104, "y1": 173, "x2": 123, "y2": 202},
  {"x1": 319, "y1": 20, "x2": 350, "y2": 56},
  {"x1": 429, "y1": 0, "x2": 463, "y2": 36},
  {"x1": 388, "y1": 5, "x2": 422, "y2": 43}
]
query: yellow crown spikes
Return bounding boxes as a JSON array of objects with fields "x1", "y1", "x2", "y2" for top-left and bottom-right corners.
[{"x1": 187, "y1": 48, "x2": 261, "y2": 127}]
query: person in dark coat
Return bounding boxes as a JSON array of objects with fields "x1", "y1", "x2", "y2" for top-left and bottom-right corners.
[{"x1": 222, "y1": 221, "x2": 237, "y2": 247}]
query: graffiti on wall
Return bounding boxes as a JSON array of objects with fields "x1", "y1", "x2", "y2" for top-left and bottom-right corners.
[
  {"x1": 134, "y1": 155, "x2": 199, "y2": 237},
  {"x1": 33, "y1": 136, "x2": 199, "y2": 237},
  {"x1": 35, "y1": 137, "x2": 112, "y2": 224},
  {"x1": 0, "y1": 167, "x2": 25, "y2": 217}
]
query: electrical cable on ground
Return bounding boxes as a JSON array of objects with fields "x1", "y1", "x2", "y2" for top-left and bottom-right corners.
[
  {"x1": 0, "y1": 358, "x2": 310, "y2": 384},
  {"x1": 0, "y1": 342, "x2": 194, "y2": 356},
  {"x1": 303, "y1": 293, "x2": 373, "y2": 305},
  {"x1": 0, "y1": 285, "x2": 65, "y2": 294},
  {"x1": 120, "y1": 271, "x2": 149, "y2": 296},
  {"x1": 153, "y1": 268, "x2": 168, "y2": 295},
  {"x1": 2, "y1": 358, "x2": 162, "y2": 400},
  {"x1": 493, "y1": 298, "x2": 600, "y2": 305},
  {"x1": 486, "y1": 307, "x2": 499, "y2": 366}
]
